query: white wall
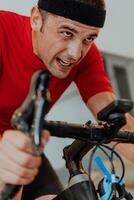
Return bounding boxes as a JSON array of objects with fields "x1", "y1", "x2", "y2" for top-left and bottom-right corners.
[
  {"x1": 0, "y1": 0, "x2": 36, "y2": 15},
  {"x1": 96, "y1": 0, "x2": 134, "y2": 58}
]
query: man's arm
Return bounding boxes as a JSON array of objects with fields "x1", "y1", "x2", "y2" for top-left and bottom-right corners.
[
  {"x1": 87, "y1": 91, "x2": 116, "y2": 117},
  {"x1": 87, "y1": 91, "x2": 134, "y2": 163}
]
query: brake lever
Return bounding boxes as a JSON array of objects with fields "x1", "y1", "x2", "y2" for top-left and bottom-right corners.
[
  {"x1": 11, "y1": 70, "x2": 50, "y2": 154},
  {"x1": 0, "y1": 70, "x2": 50, "y2": 200}
]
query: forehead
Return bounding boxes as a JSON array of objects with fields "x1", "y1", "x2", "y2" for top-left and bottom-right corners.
[{"x1": 46, "y1": 14, "x2": 100, "y2": 34}]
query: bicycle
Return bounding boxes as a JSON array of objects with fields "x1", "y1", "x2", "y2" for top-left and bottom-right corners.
[
  {"x1": 43, "y1": 99, "x2": 134, "y2": 200},
  {"x1": 0, "y1": 70, "x2": 134, "y2": 200}
]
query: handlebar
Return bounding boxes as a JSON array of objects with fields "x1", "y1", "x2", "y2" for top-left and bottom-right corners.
[{"x1": 43, "y1": 120, "x2": 134, "y2": 143}]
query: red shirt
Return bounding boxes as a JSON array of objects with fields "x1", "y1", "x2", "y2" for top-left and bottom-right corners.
[{"x1": 0, "y1": 11, "x2": 113, "y2": 135}]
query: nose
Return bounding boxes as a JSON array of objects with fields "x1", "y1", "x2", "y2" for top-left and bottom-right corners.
[{"x1": 67, "y1": 40, "x2": 82, "y2": 62}]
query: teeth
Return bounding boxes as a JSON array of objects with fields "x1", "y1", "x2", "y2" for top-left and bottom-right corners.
[{"x1": 58, "y1": 58, "x2": 70, "y2": 66}]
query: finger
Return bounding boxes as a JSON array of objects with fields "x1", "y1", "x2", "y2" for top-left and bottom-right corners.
[
  {"x1": 40, "y1": 129, "x2": 50, "y2": 148},
  {"x1": 2, "y1": 130, "x2": 34, "y2": 154},
  {"x1": 0, "y1": 168, "x2": 35, "y2": 185},
  {"x1": 1, "y1": 142, "x2": 42, "y2": 169},
  {"x1": 0, "y1": 155, "x2": 39, "y2": 181}
]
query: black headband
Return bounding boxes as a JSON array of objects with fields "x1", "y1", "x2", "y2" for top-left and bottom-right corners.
[{"x1": 38, "y1": 0, "x2": 106, "y2": 28}]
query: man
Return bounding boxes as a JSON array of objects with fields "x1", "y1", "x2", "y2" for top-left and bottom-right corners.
[{"x1": 0, "y1": 0, "x2": 134, "y2": 199}]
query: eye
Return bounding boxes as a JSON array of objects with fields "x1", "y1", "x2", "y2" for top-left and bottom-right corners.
[
  {"x1": 84, "y1": 36, "x2": 96, "y2": 44},
  {"x1": 62, "y1": 31, "x2": 73, "y2": 38}
]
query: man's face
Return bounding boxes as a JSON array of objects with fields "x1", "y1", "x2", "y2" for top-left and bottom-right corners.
[{"x1": 32, "y1": 10, "x2": 100, "y2": 79}]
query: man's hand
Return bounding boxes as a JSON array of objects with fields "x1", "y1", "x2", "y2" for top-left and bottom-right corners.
[
  {"x1": 0, "y1": 129, "x2": 50, "y2": 190},
  {"x1": 87, "y1": 91, "x2": 134, "y2": 163}
]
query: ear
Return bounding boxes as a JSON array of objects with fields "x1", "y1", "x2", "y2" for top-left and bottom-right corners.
[{"x1": 30, "y1": 6, "x2": 43, "y2": 31}]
